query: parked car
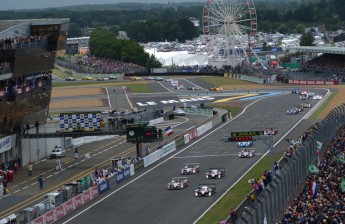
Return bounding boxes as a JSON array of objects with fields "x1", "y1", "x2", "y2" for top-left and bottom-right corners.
[{"x1": 49, "y1": 147, "x2": 66, "y2": 159}]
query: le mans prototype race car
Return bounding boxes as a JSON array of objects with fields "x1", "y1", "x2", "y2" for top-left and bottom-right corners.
[
  {"x1": 239, "y1": 149, "x2": 255, "y2": 158},
  {"x1": 206, "y1": 168, "x2": 225, "y2": 179},
  {"x1": 237, "y1": 141, "x2": 253, "y2": 147},
  {"x1": 166, "y1": 177, "x2": 188, "y2": 190},
  {"x1": 195, "y1": 184, "x2": 216, "y2": 197},
  {"x1": 313, "y1": 95, "x2": 323, "y2": 100},
  {"x1": 300, "y1": 102, "x2": 312, "y2": 108},
  {"x1": 287, "y1": 107, "x2": 300, "y2": 115},
  {"x1": 209, "y1": 87, "x2": 223, "y2": 91},
  {"x1": 181, "y1": 163, "x2": 200, "y2": 175},
  {"x1": 264, "y1": 128, "x2": 278, "y2": 135}
]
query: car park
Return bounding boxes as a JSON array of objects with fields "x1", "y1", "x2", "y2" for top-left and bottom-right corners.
[
  {"x1": 166, "y1": 177, "x2": 188, "y2": 190},
  {"x1": 194, "y1": 184, "x2": 216, "y2": 197},
  {"x1": 205, "y1": 168, "x2": 225, "y2": 179},
  {"x1": 264, "y1": 128, "x2": 278, "y2": 135},
  {"x1": 238, "y1": 149, "x2": 255, "y2": 158},
  {"x1": 181, "y1": 163, "x2": 200, "y2": 175},
  {"x1": 173, "y1": 109, "x2": 186, "y2": 116},
  {"x1": 49, "y1": 147, "x2": 66, "y2": 159},
  {"x1": 237, "y1": 141, "x2": 253, "y2": 147},
  {"x1": 65, "y1": 77, "x2": 76, "y2": 81}
]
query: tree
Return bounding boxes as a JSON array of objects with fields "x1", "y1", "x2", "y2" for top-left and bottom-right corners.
[
  {"x1": 68, "y1": 22, "x2": 83, "y2": 38},
  {"x1": 277, "y1": 24, "x2": 288, "y2": 34},
  {"x1": 299, "y1": 32, "x2": 315, "y2": 46},
  {"x1": 295, "y1": 24, "x2": 305, "y2": 34},
  {"x1": 262, "y1": 41, "x2": 271, "y2": 51}
]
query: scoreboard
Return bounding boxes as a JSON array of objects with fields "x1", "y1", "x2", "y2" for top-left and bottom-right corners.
[{"x1": 59, "y1": 112, "x2": 101, "y2": 132}]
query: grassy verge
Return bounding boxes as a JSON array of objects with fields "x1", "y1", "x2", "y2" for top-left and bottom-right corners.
[
  {"x1": 201, "y1": 77, "x2": 257, "y2": 86},
  {"x1": 52, "y1": 68, "x2": 70, "y2": 79},
  {"x1": 124, "y1": 83, "x2": 152, "y2": 93},
  {"x1": 309, "y1": 90, "x2": 338, "y2": 119},
  {"x1": 197, "y1": 153, "x2": 283, "y2": 224}
]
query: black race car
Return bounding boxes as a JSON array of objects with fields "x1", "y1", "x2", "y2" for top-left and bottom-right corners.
[
  {"x1": 206, "y1": 168, "x2": 225, "y2": 179},
  {"x1": 195, "y1": 184, "x2": 216, "y2": 197}
]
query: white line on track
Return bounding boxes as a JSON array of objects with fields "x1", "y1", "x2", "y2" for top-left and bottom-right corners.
[
  {"x1": 63, "y1": 97, "x2": 264, "y2": 224},
  {"x1": 54, "y1": 172, "x2": 59, "y2": 175},
  {"x1": 105, "y1": 87, "x2": 112, "y2": 109},
  {"x1": 30, "y1": 183, "x2": 37, "y2": 186},
  {"x1": 181, "y1": 78, "x2": 206, "y2": 90},
  {"x1": 193, "y1": 88, "x2": 331, "y2": 223},
  {"x1": 22, "y1": 186, "x2": 29, "y2": 190},
  {"x1": 13, "y1": 190, "x2": 20, "y2": 194},
  {"x1": 156, "y1": 81, "x2": 175, "y2": 93},
  {"x1": 46, "y1": 175, "x2": 52, "y2": 179},
  {"x1": 122, "y1": 86, "x2": 134, "y2": 109},
  {"x1": 186, "y1": 125, "x2": 195, "y2": 131}
]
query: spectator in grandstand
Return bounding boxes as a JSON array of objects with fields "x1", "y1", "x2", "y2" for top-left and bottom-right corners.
[{"x1": 281, "y1": 125, "x2": 345, "y2": 224}]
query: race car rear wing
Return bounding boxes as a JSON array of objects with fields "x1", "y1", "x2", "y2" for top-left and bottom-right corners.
[
  {"x1": 172, "y1": 177, "x2": 188, "y2": 182},
  {"x1": 185, "y1": 163, "x2": 200, "y2": 168},
  {"x1": 198, "y1": 183, "x2": 216, "y2": 189}
]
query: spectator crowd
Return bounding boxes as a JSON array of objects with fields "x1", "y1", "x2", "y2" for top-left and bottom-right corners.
[
  {"x1": 0, "y1": 62, "x2": 12, "y2": 75},
  {"x1": 302, "y1": 54, "x2": 345, "y2": 77},
  {"x1": 0, "y1": 35, "x2": 48, "y2": 50},
  {"x1": 281, "y1": 125, "x2": 345, "y2": 223}
]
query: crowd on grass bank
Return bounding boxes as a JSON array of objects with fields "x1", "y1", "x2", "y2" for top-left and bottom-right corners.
[
  {"x1": 280, "y1": 125, "x2": 345, "y2": 224},
  {"x1": 76, "y1": 55, "x2": 144, "y2": 74}
]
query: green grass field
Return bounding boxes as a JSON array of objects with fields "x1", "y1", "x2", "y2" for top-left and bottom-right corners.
[{"x1": 124, "y1": 83, "x2": 152, "y2": 93}]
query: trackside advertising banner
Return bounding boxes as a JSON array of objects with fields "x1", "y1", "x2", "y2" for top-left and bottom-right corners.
[
  {"x1": 182, "y1": 108, "x2": 213, "y2": 116},
  {"x1": 30, "y1": 185, "x2": 99, "y2": 224},
  {"x1": 115, "y1": 167, "x2": 131, "y2": 184},
  {"x1": 143, "y1": 142, "x2": 177, "y2": 167},
  {"x1": 288, "y1": 79, "x2": 338, "y2": 85},
  {"x1": 98, "y1": 180, "x2": 110, "y2": 194}
]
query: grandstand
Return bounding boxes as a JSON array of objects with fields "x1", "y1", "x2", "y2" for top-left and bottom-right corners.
[{"x1": 0, "y1": 19, "x2": 69, "y2": 162}]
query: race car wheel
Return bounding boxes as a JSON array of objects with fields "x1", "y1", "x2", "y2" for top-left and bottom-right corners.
[{"x1": 170, "y1": 185, "x2": 174, "y2": 190}]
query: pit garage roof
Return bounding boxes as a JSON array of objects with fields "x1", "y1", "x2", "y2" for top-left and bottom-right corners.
[{"x1": 294, "y1": 46, "x2": 345, "y2": 55}]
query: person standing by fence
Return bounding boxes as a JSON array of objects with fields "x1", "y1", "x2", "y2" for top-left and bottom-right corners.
[{"x1": 74, "y1": 147, "x2": 79, "y2": 159}]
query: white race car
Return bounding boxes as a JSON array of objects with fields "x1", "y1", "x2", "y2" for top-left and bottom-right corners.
[
  {"x1": 206, "y1": 168, "x2": 225, "y2": 179},
  {"x1": 313, "y1": 95, "x2": 323, "y2": 100},
  {"x1": 264, "y1": 128, "x2": 278, "y2": 135},
  {"x1": 239, "y1": 149, "x2": 255, "y2": 158},
  {"x1": 181, "y1": 163, "x2": 200, "y2": 175},
  {"x1": 166, "y1": 177, "x2": 188, "y2": 190},
  {"x1": 195, "y1": 184, "x2": 216, "y2": 197}
]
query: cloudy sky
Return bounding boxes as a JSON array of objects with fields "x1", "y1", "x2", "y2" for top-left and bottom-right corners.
[{"x1": 1, "y1": 0, "x2": 202, "y2": 11}]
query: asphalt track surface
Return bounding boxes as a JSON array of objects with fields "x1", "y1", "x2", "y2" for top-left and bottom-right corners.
[{"x1": 59, "y1": 89, "x2": 327, "y2": 224}]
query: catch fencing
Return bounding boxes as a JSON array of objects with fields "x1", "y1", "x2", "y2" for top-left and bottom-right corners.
[{"x1": 233, "y1": 103, "x2": 345, "y2": 224}]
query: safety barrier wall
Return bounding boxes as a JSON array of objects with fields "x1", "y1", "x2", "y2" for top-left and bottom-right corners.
[
  {"x1": 239, "y1": 75, "x2": 265, "y2": 84},
  {"x1": 148, "y1": 117, "x2": 164, "y2": 126},
  {"x1": 234, "y1": 103, "x2": 345, "y2": 224},
  {"x1": 181, "y1": 108, "x2": 213, "y2": 116},
  {"x1": 288, "y1": 79, "x2": 338, "y2": 85},
  {"x1": 72, "y1": 135, "x2": 118, "y2": 147}
]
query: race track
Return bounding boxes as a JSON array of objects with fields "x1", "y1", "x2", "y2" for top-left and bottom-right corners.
[{"x1": 60, "y1": 88, "x2": 327, "y2": 224}]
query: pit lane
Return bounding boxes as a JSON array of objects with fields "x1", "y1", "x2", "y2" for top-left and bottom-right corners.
[{"x1": 60, "y1": 89, "x2": 328, "y2": 224}]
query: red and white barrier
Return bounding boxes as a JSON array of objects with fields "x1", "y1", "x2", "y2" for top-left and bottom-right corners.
[{"x1": 288, "y1": 80, "x2": 338, "y2": 85}]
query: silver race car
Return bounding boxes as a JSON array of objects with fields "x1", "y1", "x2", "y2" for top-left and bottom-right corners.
[
  {"x1": 239, "y1": 149, "x2": 255, "y2": 158},
  {"x1": 195, "y1": 184, "x2": 216, "y2": 197},
  {"x1": 206, "y1": 168, "x2": 225, "y2": 179},
  {"x1": 166, "y1": 177, "x2": 188, "y2": 190},
  {"x1": 181, "y1": 163, "x2": 200, "y2": 175},
  {"x1": 264, "y1": 128, "x2": 278, "y2": 135}
]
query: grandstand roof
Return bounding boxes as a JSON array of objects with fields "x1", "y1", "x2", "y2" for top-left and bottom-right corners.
[
  {"x1": 294, "y1": 46, "x2": 345, "y2": 55},
  {"x1": 0, "y1": 18, "x2": 70, "y2": 33}
]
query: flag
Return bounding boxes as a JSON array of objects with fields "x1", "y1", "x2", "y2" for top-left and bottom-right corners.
[
  {"x1": 165, "y1": 126, "x2": 173, "y2": 136},
  {"x1": 308, "y1": 164, "x2": 319, "y2": 174},
  {"x1": 310, "y1": 181, "x2": 319, "y2": 199},
  {"x1": 316, "y1": 141, "x2": 323, "y2": 150}
]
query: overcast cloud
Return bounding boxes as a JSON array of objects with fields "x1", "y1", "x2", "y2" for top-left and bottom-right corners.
[{"x1": 1, "y1": 0, "x2": 203, "y2": 11}]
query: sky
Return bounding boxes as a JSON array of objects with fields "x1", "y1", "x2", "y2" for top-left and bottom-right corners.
[{"x1": 1, "y1": 0, "x2": 202, "y2": 11}]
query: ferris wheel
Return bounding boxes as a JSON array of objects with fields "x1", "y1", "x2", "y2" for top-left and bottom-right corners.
[{"x1": 202, "y1": 0, "x2": 258, "y2": 67}]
